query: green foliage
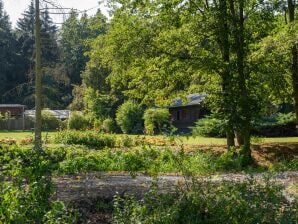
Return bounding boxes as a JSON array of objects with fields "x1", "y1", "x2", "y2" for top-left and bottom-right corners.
[
  {"x1": 193, "y1": 113, "x2": 297, "y2": 138},
  {"x1": 41, "y1": 110, "x2": 63, "y2": 131},
  {"x1": 116, "y1": 101, "x2": 143, "y2": 134},
  {"x1": 113, "y1": 179, "x2": 298, "y2": 224},
  {"x1": 252, "y1": 112, "x2": 297, "y2": 137},
  {"x1": 54, "y1": 130, "x2": 116, "y2": 149},
  {"x1": 0, "y1": 144, "x2": 75, "y2": 223},
  {"x1": 276, "y1": 112, "x2": 296, "y2": 124},
  {"x1": 192, "y1": 115, "x2": 226, "y2": 137},
  {"x1": 102, "y1": 118, "x2": 117, "y2": 133},
  {"x1": 56, "y1": 145, "x2": 256, "y2": 175},
  {"x1": 0, "y1": 113, "x2": 8, "y2": 121},
  {"x1": 43, "y1": 201, "x2": 78, "y2": 224},
  {"x1": 84, "y1": 87, "x2": 117, "y2": 121},
  {"x1": 0, "y1": 0, "x2": 25, "y2": 104},
  {"x1": 68, "y1": 111, "x2": 90, "y2": 130},
  {"x1": 143, "y1": 108, "x2": 171, "y2": 135},
  {"x1": 118, "y1": 135, "x2": 135, "y2": 148}
]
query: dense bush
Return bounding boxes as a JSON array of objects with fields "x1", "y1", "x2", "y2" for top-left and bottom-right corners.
[
  {"x1": 113, "y1": 179, "x2": 298, "y2": 224},
  {"x1": 102, "y1": 118, "x2": 117, "y2": 133},
  {"x1": 252, "y1": 112, "x2": 297, "y2": 137},
  {"x1": 68, "y1": 111, "x2": 90, "y2": 130},
  {"x1": 0, "y1": 145, "x2": 77, "y2": 223},
  {"x1": 54, "y1": 130, "x2": 116, "y2": 149},
  {"x1": 41, "y1": 110, "x2": 63, "y2": 131},
  {"x1": 56, "y1": 146, "x2": 255, "y2": 175},
  {"x1": 143, "y1": 108, "x2": 171, "y2": 135},
  {"x1": 116, "y1": 101, "x2": 143, "y2": 134},
  {"x1": 193, "y1": 113, "x2": 297, "y2": 137},
  {"x1": 192, "y1": 115, "x2": 226, "y2": 137}
]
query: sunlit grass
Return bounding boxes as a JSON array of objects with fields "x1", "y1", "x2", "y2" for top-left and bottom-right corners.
[
  {"x1": 0, "y1": 131, "x2": 297, "y2": 145},
  {"x1": 0, "y1": 130, "x2": 56, "y2": 140}
]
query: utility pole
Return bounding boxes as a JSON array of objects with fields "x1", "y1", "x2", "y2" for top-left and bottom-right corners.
[{"x1": 34, "y1": 0, "x2": 42, "y2": 150}]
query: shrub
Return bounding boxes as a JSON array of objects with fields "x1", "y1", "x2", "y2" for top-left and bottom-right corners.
[
  {"x1": 93, "y1": 118, "x2": 103, "y2": 131},
  {"x1": 54, "y1": 130, "x2": 116, "y2": 149},
  {"x1": 192, "y1": 115, "x2": 226, "y2": 137},
  {"x1": 276, "y1": 112, "x2": 296, "y2": 124},
  {"x1": 113, "y1": 179, "x2": 298, "y2": 224},
  {"x1": 102, "y1": 118, "x2": 117, "y2": 133},
  {"x1": 118, "y1": 135, "x2": 135, "y2": 148},
  {"x1": 43, "y1": 201, "x2": 78, "y2": 224},
  {"x1": 68, "y1": 111, "x2": 90, "y2": 130},
  {"x1": 252, "y1": 112, "x2": 297, "y2": 137},
  {"x1": 41, "y1": 110, "x2": 63, "y2": 131},
  {"x1": 143, "y1": 108, "x2": 171, "y2": 135},
  {"x1": 116, "y1": 101, "x2": 143, "y2": 134},
  {"x1": 0, "y1": 145, "x2": 74, "y2": 223}
]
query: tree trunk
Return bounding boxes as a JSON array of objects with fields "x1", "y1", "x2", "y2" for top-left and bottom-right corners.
[
  {"x1": 229, "y1": 0, "x2": 252, "y2": 163},
  {"x1": 287, "y1": 0, "x2": 298, "y2": 131},
  {"x1": 34, "y1": 0, "x2": 42, "y2": 151},
  {"x1": 219, "y1": 0, "x2": 235, "y2": 148},
  {"x1": 235, "y1": 131, "x2": 244, "y2": 146}
]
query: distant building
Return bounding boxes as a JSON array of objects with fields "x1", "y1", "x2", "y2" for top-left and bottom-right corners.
[
  {"x1": 24, "y1": 110, "x2": 71, "y2": 120},
  {"x1": 0, "y1": 104, "x2": 25, "y2": 117},
  {"x1": 168, "y1": 93, "x2": 208, "y2": 133},
  {"x1": 0, "y1": 104, "x2": 26, "y2": 130}
]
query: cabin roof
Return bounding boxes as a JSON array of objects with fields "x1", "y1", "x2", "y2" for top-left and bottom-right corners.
[{"x1": 168, "y1": 93, "x2": 207, "y2": 109}]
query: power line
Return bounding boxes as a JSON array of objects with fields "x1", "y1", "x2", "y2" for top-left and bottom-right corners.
[{"x1": 40, "y1": 0, "x2": 102, "y2": 22}]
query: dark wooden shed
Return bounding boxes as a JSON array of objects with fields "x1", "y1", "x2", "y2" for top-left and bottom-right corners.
[{"x1": 168, "y1": 93, "x2": 207, "y2": 133}]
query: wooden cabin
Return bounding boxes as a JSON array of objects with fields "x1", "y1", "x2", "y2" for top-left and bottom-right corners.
[{"x1": 168, "y1": 93, "x2": 207, "y2": 133}]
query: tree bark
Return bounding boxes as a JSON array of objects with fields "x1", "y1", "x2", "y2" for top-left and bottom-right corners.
[
  {"x1": 287, "y1": 0, "x2": 298, "y2": 131},
  {"x1": 219, "y1": 0, "x2": 235, "y2": 148},
  {"x1": 34, "y1": 0, "x2": 42, "y2": 150},
  {"x1": 228, "y1": 0, "x2": 252, "y2": 163}
]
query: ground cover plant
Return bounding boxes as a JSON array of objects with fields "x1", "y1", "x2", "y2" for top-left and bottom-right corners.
[
  {"x1": 54, "y1": 130, "x2": 116, "y2": 148},
  {"x1": 2, "y1": 142, "x2": 295, "y2": 176},
  {"x1": 113, "y1": 179, "x2": 298, "y2": 224},
  {"x1": 0, "y1": 144, "x2": 78, "y2": 223},
  {"x1": 0, "y1": 142, "x2": 297, "y2": 223}
]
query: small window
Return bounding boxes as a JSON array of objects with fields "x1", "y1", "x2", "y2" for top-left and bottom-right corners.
[{"x1": 177, "y1": 111, "x2": 180, "y2": 120}]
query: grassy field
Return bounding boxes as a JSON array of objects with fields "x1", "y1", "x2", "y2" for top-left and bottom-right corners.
[
  {"x1": 0, "y1": 131, "x2": 56, "y2": 140},
  {"x1": 181, "y1": 136, "x2": 298, "y2": 145},
  {"x1": 1, "y1": 130, "x2": 298, "y2": 145}
]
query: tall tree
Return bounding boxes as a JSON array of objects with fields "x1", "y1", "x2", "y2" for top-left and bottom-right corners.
[
  {"x1": 0, "y1": 0, "x2": 24, "y2": 103},
  {"x1": 15, "y1": 1, "x2": 67, "y2": 108},
  {"x1": 287, "y1": 0, "x2": 298, "y2": 126}
]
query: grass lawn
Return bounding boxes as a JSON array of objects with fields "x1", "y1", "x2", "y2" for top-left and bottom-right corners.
[
  {"x1": 0, "y1": 130, "x2": 298, "y2": 145},
  {"x1": 181, "y1": 136, "x2": 298, "y2": 145},
  {"x1": 0, "y1": 130, "x2": 56, "y2": 140}
]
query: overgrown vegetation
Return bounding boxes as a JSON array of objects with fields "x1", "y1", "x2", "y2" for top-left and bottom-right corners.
[
  {"x1": 192, "y1": 115, "x2": 226, "y2": 137},
  {"x1": 144, "y1": 108, "x2": 172, "y2": 135},
  {"x1": 0, "y1": 144, "x2": 78, "y2": 223},
  {"x1": 68, "y1": 111, "x2": 90, "y2": 130},
  {"x1": 116, "y1": 101, "x2": 143, "y2": 134},
  {"x1": 113, "y1": 179, "x2": 298, "y2": 224},
  {"x1": 193, "y1": 113, "x2": 297, "y2": 138},
  {"x1": 54, "y1": 130, "x2": 116, "y2": 149}
]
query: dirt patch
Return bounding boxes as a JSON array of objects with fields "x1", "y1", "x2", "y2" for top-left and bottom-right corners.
[
  {"x1": 54, "y1": 171, "x2": 298, "y2": 223},
  {"x1": 182, "y1": 143, "x2": 298, "y2": 166}
]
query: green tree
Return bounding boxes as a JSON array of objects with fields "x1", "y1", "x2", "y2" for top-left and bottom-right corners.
[
  {"x1": 14, "y1": 1, "x2": 69, "y2": 109},
  {"x1": 0, "y1": 0, "x2": 24, "y2": 103},
  {"x1": 116, "y1": 101, "x2": 143, "y2": 134}
]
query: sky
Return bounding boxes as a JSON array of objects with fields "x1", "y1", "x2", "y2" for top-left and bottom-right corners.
[{"x1": 2, "y1": 0, "x2": 109, "y2": 26}]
